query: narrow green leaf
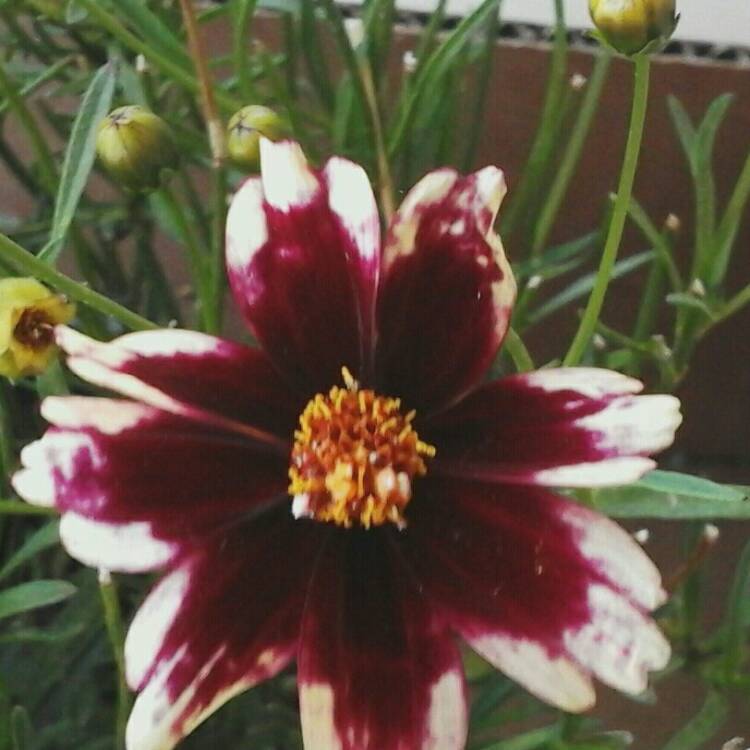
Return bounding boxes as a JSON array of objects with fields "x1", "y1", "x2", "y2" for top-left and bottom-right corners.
[
  {"x1": 10, "y1": 707, "x2": 31, "y2": 750},
  {"x1": 0, "y1": 522, "x2": 60, "y2": 583},
  {"x1": 666, "y1": 96, "x2": 696, "y2": 170},
  {"x1": 591, "y1": 479, "x2": 750, "y2": 520},
  {"x1": 40, "y1": 63, "x2": 116, "y2": 263},
  {"x1": 693, "y1": 94, "x2": 733, "y2": 175},
  {"x1": 659, "y1": 690, "x2": 728, "y2": 750},
  {"x1": 107, "y1": 0, "x2": 191, "y2": 70},
  {"x1": 0, "y1": 580, "x2": 76, "y2": 621},
  {"x1": 527, "y1": 251, "x2": 654, "y2": 326},
  {"x1": 665, "y1": 292, "x2": 718, "y2": 321},
  {"x1": 387, "y1": 0, "x2": 499, "y2": 157},
  {"x1": 721, "y1": 539, "x2": 750, "y2": 674},
  {"x1": 637, "y1": 470, "x2": 746, "y2": 502}
]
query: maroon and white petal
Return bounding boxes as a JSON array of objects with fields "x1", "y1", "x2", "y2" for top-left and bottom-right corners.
[
  {"x1": 125, "y1": 511, "x2": 322, "y2": 750},
  {"x1": 56, "y1": 327, "x2": 297, "y2": 449},
  {"x1": 375, "y1": 166, "x2": 516, "y2": 413},
  {"x1": 404, "y1": 478, "x2": 669, "y2": 711},
  {"x1": 13, "y1": 397, "x2": 287, "y2": 570},
  {"x1": 226, "y1": 140, "x2": 380, "y2": 391},
  {"x1": 428, "y1": 368, "x2": 682, "y2": 487},
  {"x1": 298, "y1": 531, "x2": 467, "y2": 750}
]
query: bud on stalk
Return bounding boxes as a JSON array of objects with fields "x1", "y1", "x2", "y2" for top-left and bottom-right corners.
[
  {"x1": 96, "y1": 105, "x2": 178, "y2": 192},
  {"x1": 226, "y1": 105, "x2": 286, "y2": 173},
  {"x1": 589, "y1": 0, "x2": 677, "y2": 55}
]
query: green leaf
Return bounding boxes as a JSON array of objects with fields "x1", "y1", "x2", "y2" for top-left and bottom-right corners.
[
  {"x1": 665, "y1": 292, "x2": 718, "y2": 321},
  {"x1": 637, "y1": 470, "x2": 746, "y2": 502},
  {"x1": 591, "y1": 472, "x2": 750, "y2": 519},
  {"x1": 107, "y1": 0, "x2": 191, "y2": 71},
  {"x1": 40, "y1": 63, "x2": 116, "y2": 263},
  {"x1": 666, "y1": 96, "x2": 696, "y2": 170},
  {"x1": 0, "y1": 522, "x2": 60, "y2": 583},
  {"x1": 527, "y1": 251, "x2": 655, "y2": 326},
  {"x1": 0, "y1": 580, "x2": 76, "y2": 621},
  {"x1": 659, "y1": 690, "x2": 728, "y2": 750},
  {"x1": 387, "y1": 0, "x2": 499, "y2": 157},
  {"x1": 10, "y1": 707, "x2": 31, "y2": 750}
]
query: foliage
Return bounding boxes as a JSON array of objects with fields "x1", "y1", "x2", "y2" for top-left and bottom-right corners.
[{"x1": 0, "y1": 1, "x2": 748, "y2": 748}]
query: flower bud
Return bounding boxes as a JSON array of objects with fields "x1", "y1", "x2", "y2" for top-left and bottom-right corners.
[
  {"x1": 589, "y1": 0, "x2": 677, "y2": 56},
  {"x1": 0, "y1": 278, "x2": 75, "y2": 379},
  {"x1": 226, "y1": 105, "x2": 286, "y2": 173},
  {"x1": 96, "y1": 105, "x2": 178, "y2": 192}
]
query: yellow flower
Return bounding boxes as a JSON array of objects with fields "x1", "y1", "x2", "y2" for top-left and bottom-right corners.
[
  {"x1": 0, "y1": 278, "x2": 75, "y2": 378},
  {"x1": 589, "y1": 0, "x2": 677, "y2": 55}
]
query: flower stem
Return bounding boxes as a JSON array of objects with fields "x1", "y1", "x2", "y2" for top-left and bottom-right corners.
[
  {"x1": 178, "y1": 0, "x2": 227, "y2": 334},
  {"x1": 0, "y1": 232, "x2": 157, "y2": 331},
  {"x1": 359, "y1": 58, "x2": 395, "y2": 222},
  {"x1": 503, "y1": 326, "x2": 535, "y2": 373},
  {"x1": 563, "y1": 54, "x2": 651, "y2": 367},
  {"x1": 98, "y1": 570, "x2": 131, "y2": 750},
  {"x1": 0, "y1": 59, "x2": 57, "y2": 193},
  {"x1": 531, "y1": 52, "x2": 611, "y2": 256},
  {"x1": 0, "y1": 500, "x2": 56, "y2": 516}
]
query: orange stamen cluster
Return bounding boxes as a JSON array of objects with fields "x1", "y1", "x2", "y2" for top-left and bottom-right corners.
[{"x1": 289, "y1": 368, "x2": 435, "y2": 529}]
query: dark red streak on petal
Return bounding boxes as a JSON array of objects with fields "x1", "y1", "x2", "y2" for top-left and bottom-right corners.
[
  {"x1": 230, "y1": 191, "x2": 365, "y2": 395},
  {"x1": 404, "y1": 479, "x2": 601, "y2": 657},
  {"x1": 376, "y1": 175, "x2": 507, "y2": 414}
]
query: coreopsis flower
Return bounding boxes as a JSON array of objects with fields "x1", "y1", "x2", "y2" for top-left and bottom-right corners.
[
  {"x1": 14, "y1": 141, "x2": 682, "y2": 750},
  {"x1": 589, "y1": 0, "x2": 678, "y2": 55},
  {"x1": 0, "y1": 278, "x2": 74, "y2": 378},
  {"x1": 96, "y1": 106, "x2": 178, "y2": 192}
]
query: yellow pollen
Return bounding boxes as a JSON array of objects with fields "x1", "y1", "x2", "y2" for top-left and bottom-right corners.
[{"x1": 288, "y1": 368, "x2": 435, "y2": 529}]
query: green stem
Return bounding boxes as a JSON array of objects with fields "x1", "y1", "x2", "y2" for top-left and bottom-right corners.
[
  {"x1": 563, "y1": 54, "x2": 651, "y2": 366},
  {"x1": 232, "y1": 0, "x2": 258, "y2": 101},
  {"x1": 0, "y1": 60, "x2": 58, "y2": 193},
  {"x1": 0, "y1": 384, "x2": 13, "y2": 495},
  {"x1": 531, "y1": 52, "x2": 611, "y2": 255},
  {"x1": 205, "y1": 165, "x2": 228, "y2": 335},
  {"x1": 98, "y1": 572, "x2": 131, "y2": 750},
  {"x1": 0, "y1": 232, "x2": 157, "y2": 331},
  {"x1": 0, "y1": 500, "x2": 56, "y2": 516},
  {"x1": 160, "y1": 184, "x2": 210, "y2": 330},
  {"x1": 713, "y1": 147, "x2": 750, "y2": 286},
  {"x1": 502, "y1": 327, "x2": 535, "y2": 373},
  {"x1": 74, "y1": 0, "x2": 240, "y2": 113},
  {"x1": 501, "y1": 0, "x2": 568, "y2": 240}
]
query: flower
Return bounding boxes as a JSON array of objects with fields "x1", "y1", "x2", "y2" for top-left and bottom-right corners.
[
  {"x1": 589, "y1": 0, "x2": 677, "y2": 55},
  {"x1": 14, "y1": 140, "x2": 682, "y2": 750},
  {"x1": 226, "y1": 105, "x2": 286, "y2": 173},
  {"x1": 0, "y1": 278, "x2": 74, "y2": 378},
  {"x1": 96, "y1": 106, "x2": 178, "y2": 192}
]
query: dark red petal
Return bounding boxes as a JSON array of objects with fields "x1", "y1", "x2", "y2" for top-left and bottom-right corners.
[
  {"x1": 226, "y1": 141, "x2": 380, "y2": 391},
  {"x1": 427, "y1": 368, "x2": 682, "y2": 487},
  {"x1": 125, "y1": 511, "x2": 323, "y2": 750},
  {"x1": 404, "y1": 478, "x2": 669, "y2": 711},
  {"x1": 56, "y1": 327, "x2": 298, "y2": 447},
  {"x1": 298, "y1": 531, "x2": 467, "y2": 750},
  {"x1": 14, "y1": 398, "x2": 287, "y2": 570},
  {"x1": 376, "y1": 167, "x2": 515, "y2": 413}
]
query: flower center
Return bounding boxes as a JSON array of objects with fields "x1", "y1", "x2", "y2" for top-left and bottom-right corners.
[
  {"x1": 288, "y1": 368, "x2": 435, "y2": 529},
  {"x1": 13, "y1": 308, "x2": 55, "y2": 350}
]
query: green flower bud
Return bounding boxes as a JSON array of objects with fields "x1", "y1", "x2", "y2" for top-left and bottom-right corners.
[
  {"x1": 96, "y1": 105, "x2": 178, "y2": 192},
  {"x1": 227, "y1": 105, "x2": 286, "y2": 173},
  {"x1": 589, "y1": 0, "x2": 677, "y2": 56}
]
